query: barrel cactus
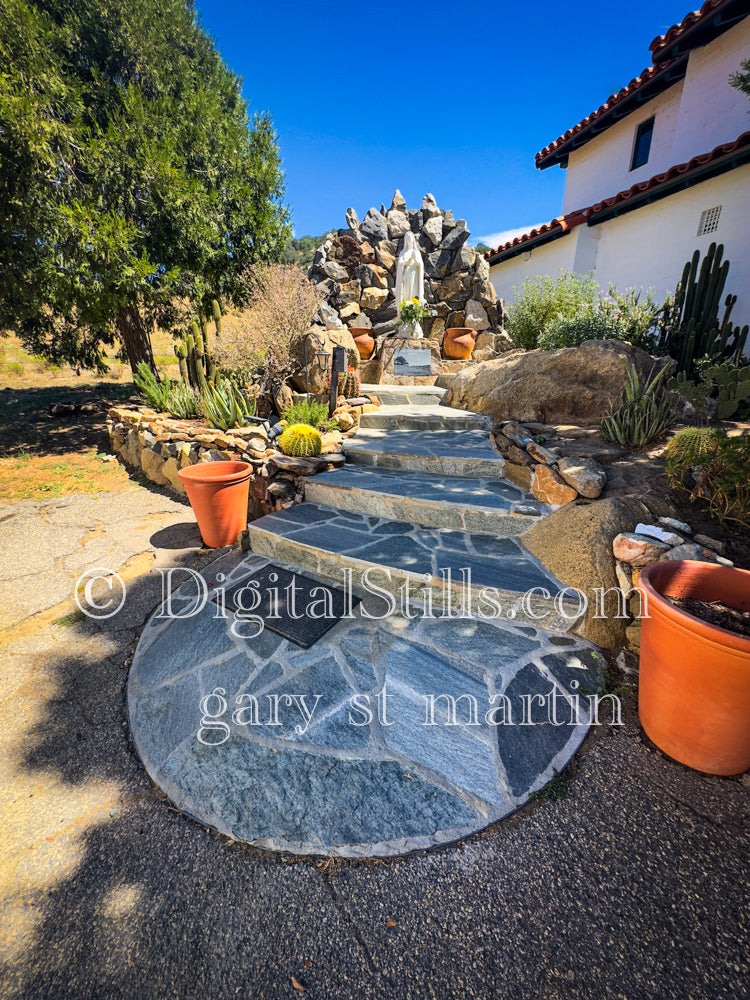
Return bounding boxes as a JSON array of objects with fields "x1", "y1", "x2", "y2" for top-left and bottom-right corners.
[{"x1": 278, "y1": 423, "x2": 323, "y2": 458}]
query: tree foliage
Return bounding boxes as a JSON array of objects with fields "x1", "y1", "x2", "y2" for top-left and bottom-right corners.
[
  {"x1": 0, "y1": 0, "x2": 290, "y2": 371},
  {"x1": 730, "y1": 58, "x2": 750, "y2": 100}
]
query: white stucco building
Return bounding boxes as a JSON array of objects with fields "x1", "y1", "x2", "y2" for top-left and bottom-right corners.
[{"x1": 488, "y1": 0, "x2": 750, "y2": 330}]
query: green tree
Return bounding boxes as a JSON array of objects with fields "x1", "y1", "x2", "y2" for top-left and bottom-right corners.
[
  {"x1": 0, "y1": 0, "x2": 290, "y2": 372},
  {"x1": 730, "y1": 58, "x2": 750, "y2": 100}
]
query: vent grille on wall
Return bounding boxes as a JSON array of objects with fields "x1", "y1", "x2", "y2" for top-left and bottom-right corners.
[{"x1": 697, "y1": 206, "x2": 722, "y2": 236}]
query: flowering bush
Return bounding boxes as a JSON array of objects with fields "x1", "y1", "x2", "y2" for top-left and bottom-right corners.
[{"x1": 399, "y1": 298, "x2": 436, "y2": 324}]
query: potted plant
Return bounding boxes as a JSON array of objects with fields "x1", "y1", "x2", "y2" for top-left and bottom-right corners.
[
  {"x1": 637, "y1": 560, "x2": 750, "y2": 775},
  {"x1": 398, "y1": 298, "x2": 436, "y2": 339},
  {"x1": 178, "y1": 461, "x2": 253, "y2": 548}
]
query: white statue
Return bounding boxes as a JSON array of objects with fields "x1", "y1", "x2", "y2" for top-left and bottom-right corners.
[{"x1": 395, "y1": 232, "x2": 425, "y2": 338}]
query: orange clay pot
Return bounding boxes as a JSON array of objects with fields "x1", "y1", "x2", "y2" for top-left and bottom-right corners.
[
  {"x1": 350, "y1": 328, "x2": 375, "y2": 360},
  {"x1": 178, "y1": 461, "x2": 252, "y2": 548},
  {"x1": 637, "y1": 560, "x2": 750, "y2": 775},
  {"x1": 443, "y1": 327, "x2": 477, "y2": 360}
]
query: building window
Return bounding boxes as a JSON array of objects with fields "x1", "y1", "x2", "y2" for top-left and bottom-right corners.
[
  {"x1": 630, "y1": 117, "x2": 655, "y2": 170},
  {"x1": 697, "y1": 205, "x2": 722, "y2": 236}
]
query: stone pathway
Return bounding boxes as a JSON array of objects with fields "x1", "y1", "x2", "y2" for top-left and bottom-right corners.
[{"x1": 129, "y1": 388, "x2": 605, "y2": 856}]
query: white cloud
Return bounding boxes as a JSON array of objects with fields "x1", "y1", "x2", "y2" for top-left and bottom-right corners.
[{"x1": 475, "y1": 223, "x2": 546, "y2": 249}]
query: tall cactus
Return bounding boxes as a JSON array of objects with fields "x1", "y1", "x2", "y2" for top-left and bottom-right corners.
[
  {"x1": 174, "y1": 306, "x2": 221, "y2": 391},
  {"x1": 659, "y1": 243, "x2": 747, "y2": 376}
]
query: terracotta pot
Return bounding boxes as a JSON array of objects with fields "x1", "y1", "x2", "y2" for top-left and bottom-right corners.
[
  {"x1": 443, "y1": 327, "x2": 477, "y2": 360},
  {"x1": 178, "y1": 461, "x2": 252, "y2": 548},
  {"x1": 637, "y1": 560, "x2": 750, "y2": 775},
  {"x1": 350, "y1": 328, "x2": 375, "y2": 360}
]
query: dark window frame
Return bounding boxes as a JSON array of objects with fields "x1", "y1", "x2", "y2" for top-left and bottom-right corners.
[{"x1": 630, "y1": 117, "x2": 655, "y2": 171}]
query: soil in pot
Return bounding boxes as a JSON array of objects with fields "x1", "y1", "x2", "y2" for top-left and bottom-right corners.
[{"x1": 665, "y1": 596, "x2": 750, "y2": 638}]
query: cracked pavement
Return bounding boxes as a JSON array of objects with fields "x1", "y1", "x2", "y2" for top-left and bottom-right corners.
[{"x1": 1, "y1": 489, "x2": 748, "y2": 999}]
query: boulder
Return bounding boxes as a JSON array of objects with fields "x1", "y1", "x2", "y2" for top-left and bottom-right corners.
[
  {"x1": 464, "y1": 298, "x2": 490, "y2": 331},
  {"x1": 522, "y1": 496, "x2": 652, "y2": 647},
  {"x1": 531, "y1": 465, "x2": 578, "y2": 505},
  {"x1": 422, "y1": 215, "x2": 444, "y2": 246},
  {"x1": 141, "y1": 446, "x2": 169, "y2": 486},
  {"x1": 445, "y1": 340, "x2": 673, "y2": 424},
  {"x1": 345, "y1": 207, "x2": 359, "y2": 229},
  {"x1": 360, "y1": 286, "x2": 388, "y2": 310},
  {"x1": 421, "y1": 193, "x2": 440, "y2": 219},
  {"x1": 386, "y1": 210, "x2": 410, "y2": 238},
  {"x1": 612, "y1": 532, "x2": 671, "y2": 566},
  {"x1": 389, "y1": 190, "x2": 406, "y2": 213},
  {"x1": 557, "y1": 456, "x2": 607, "y2": 499},
  {"x1": 289, "y1": 326, "x2": 360, "y2": 393},
  {"x1": 360, "y1": 208, "x2": 388, "y2": 243}
]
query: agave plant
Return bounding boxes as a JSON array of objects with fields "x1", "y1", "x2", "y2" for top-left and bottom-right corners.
[
  {"x1": 202, "y1": 377, "x2": 257, "y2": 430},
  {"x1": 601, "y1": 364, "x2": 676, "y2": 448},
  {"x1": 166, "y1": 381, "x2": 202, "y2": 419}
]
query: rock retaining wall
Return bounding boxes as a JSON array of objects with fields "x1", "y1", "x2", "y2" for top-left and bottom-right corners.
[{"x1": 106, "y1": 407, "x2": 349, "y2": 519}]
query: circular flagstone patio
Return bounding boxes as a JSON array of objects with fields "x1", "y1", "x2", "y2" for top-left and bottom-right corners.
[{"x1": 128, "y1": 551, "x2": 606, "y2": 858}]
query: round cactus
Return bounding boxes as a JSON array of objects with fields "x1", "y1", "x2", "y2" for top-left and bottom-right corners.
[{"x1": 278, "y1": 423, "x2": 323, "y2": 458}]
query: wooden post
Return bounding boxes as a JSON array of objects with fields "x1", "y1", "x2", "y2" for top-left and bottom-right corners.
[{"x1": 329, "y1": 345, "x2": 347, "y2": 416}]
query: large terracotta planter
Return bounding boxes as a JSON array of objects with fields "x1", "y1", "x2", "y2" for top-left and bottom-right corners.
[
  {"x1": 637, "y1": 560, "x2": 750, "y2": 775},
  {"x1": 443, "y1": 327, "x2": 477, "y2": 360},
  {"x1": 178, "y1": 461, "x2": 252, "y2": 548},
  {"x1": 350, "y1": 328, "x2": 375, "y2": 360}
]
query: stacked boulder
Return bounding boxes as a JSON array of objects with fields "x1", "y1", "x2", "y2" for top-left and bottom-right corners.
[
  {"x1": 306, "y1": 190, "x2": 509, "y2": 360},
  {"x1": 493, "y1": 420, "x2": 609, "y2": 505}
]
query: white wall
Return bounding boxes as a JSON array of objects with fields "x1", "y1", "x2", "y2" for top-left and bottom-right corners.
[
  {"x1": 489, "y1": 231, "x2": 579, "y2": 305},
  {"x1": 562, "y1": 84, "x2": 684, "y2": 213},
  {"x1": 670, "y1": 17, "x2": 750, "y2": 164},
  {"x1": 491, "y1": 165, "x2": 750, "y2": 334},
  {"x1": 591, "y1": 165, "x2": 750, "y2": 332},
  {"x1": 561, "y1": 18, "x2": 750, "y2": 215}
]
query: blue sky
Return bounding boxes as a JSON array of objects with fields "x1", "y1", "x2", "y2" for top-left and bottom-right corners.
[{"x1": 196, "y1": 0, "x2": 694, "y2": 246}]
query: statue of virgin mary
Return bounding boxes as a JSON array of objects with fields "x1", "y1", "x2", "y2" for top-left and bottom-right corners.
[{"x1": 394, "y1": 232, "x2": 425, "y2": 337}]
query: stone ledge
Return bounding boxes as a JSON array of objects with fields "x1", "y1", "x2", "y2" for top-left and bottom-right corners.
[{"x1": 106, "y1": 406, "x2": 345, "y2": 521}]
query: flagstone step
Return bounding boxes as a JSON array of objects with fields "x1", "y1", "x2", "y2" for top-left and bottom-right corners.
[
  {"x1": 246, "y1": 502, "x2": 581, "y2": 630},
  {"x1": 360, "y1": 384, "x2": 447, "y2": 406},
  {"x1": 358, "y1": 404, "x2": 491, "y2": 432},
  {"x1": 343, "y1": 427, "x2": 506, "y2": 478},
  {"x1": 305, "y1": 465, "x2": 547, "y2": 536}
]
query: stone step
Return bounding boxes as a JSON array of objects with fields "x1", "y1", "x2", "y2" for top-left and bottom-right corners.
[
  {"x1": 305, "y1": 464, "x2": 548, "y2": 536},
  {"x1": 358, "y1": 404, "x2": 491, "y2": 432},
  {"x1": 360, "y1": 384, "x2": 447, "y2": 406},
  {"x1": 246, "y1": 502, "x2": 581, "y2": 630},
  {"x1": 342, "y1": 427, "x2": 506, "y2": 478},
  {"x1": 435, "y1": 373, "x2": 457, "y2": 389}
]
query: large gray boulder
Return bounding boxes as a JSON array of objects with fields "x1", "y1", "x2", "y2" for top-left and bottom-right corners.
[{"x1": 445, "y1": 340, "x2": 673, "y2": 424}]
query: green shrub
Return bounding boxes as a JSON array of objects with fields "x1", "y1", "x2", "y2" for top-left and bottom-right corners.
[
  {"x1": 282, "y1": 399, "x2": 336, "y2": 430},
  {"x1": 664, "y1": 427, "x2": 750, "y2": 527},
  {"x1": 601, "y1": 364, "x2": 676, "y2": 447},
  {"x1": 278, "y1": 423, "x2": 323, "y2": 457},
  {"x1": 597, "y1": 287, "x2": 660, "y2": 350},
  {"x1": 538, "y1": 312, "x2": 627, "y2": 350},
  {"x1": 507, "y1": 271, "x2": 599, "y2": 350},
  {"x1": 133, "y1": 362, "x2": 172, "y2": 411}
]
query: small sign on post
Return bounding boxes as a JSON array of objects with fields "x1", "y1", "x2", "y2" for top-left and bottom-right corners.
[{"x1": 329, "y1": 345, "x2": 347, "y2": 416}]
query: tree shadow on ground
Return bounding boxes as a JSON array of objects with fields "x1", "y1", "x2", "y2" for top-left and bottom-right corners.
[{"x1": 0, "y1": 382, "x2": 135, "y2": 457}]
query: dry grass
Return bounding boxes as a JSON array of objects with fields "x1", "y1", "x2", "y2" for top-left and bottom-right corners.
[{"x1": 0, "y1": 449, "x2": 132, "y2": 501}]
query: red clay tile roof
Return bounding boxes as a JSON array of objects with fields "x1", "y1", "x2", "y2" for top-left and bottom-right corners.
[
  {"x1": 488, "y1": 132, "x2": 750, "y2": 264},
  {"x1": 484, "y1": 211, "x2": 588, "y2": 263},
  {"x1": 536, "y1": 0, "x2": 746, "y2": 169},
  {"x1": 586, "y1": 130, "x2": 750, "y2": 219},
  {"x1": 649, "y1": 0, "x2": 742, "y2": 63},
  {"x1": 535, "y1": 59, "x2": 685, "y2": 169}
]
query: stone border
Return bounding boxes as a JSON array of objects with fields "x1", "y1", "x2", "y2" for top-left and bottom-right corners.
[{"x1": 106, "y1": 406, "x2": 352, "y2": 519}]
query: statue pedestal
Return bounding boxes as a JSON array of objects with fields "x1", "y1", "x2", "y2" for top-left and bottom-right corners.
[{"x1": 381, "y1": 337, "x2": 441, "y2": 384}]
